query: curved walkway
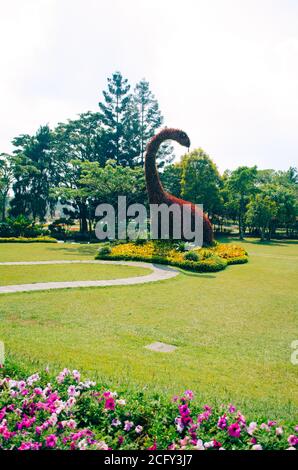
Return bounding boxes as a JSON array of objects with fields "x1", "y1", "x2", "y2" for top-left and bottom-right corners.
[{"x1": 0, "y1": 260, "x2": 179, "y2": 294}]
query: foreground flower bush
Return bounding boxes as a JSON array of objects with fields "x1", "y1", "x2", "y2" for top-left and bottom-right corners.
[
  {"x1": 96, "y1": 241, "x2": 248, "y2": 273},
  {"x1": 0, "y1": 366, "x2": 296, "y2": 450}
]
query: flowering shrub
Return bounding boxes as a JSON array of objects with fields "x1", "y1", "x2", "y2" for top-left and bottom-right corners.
[
  {"x1": 0, "y1": 366, "x2": 296, "y2": 450},
  {"x1": 95, "y1": 241, "x2": 247, "y2": 273}
]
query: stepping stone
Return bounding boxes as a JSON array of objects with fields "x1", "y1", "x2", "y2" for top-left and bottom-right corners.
[{"x1": 145, "y1": 341, "x2": 177, "y2": 353}]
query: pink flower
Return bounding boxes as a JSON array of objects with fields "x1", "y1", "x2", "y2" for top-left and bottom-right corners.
[
  {"x1": 228, "y1": 404, "x2": 236, "y2": 413},
  {"x1": 228, "y1": 422, "x2": 241, "y2": 438},
  {"x1": 148, "y1": 441, "x2": 157, "y2": 450},
  {"x1": 135, "y1": 425, "x2": 143, "y2": 434},
  {"x1": 213, "y1": 440, "x2": 222, "y2": 448},
  {"x1": 184, "y1": 390, "x2": 194, "y2": 400},
  {"x1": 45, "y1": 434, "x2": 58, "y2": 448},
  {"x1": 247, "y1": 422, "x2": 257, "y2": 435},
  {"x1": 287, "y1": 435, "x2": 298, "y2": 446},
  {"x1": 105, "y1": 397, "x2": 115, "y2": 411},
  {"x1": 268, "y1": 420, "x2": 276, "y2": 427},
  {"x1": 18, "y1": 442, "x2": 32, "y2": 451},
  {"x1": 252, "y1": 444, "x2": 263, "y2": 450},
  {"x1": 276, "y1": 427, "x2": 283, "y2": 436},
  {"x1": 72, "y1": 370, "x2": 81, "y2": 382}
]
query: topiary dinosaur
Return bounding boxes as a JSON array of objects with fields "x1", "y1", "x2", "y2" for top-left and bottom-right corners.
[{"x1": 144, "y1": 128, "x2": 213, "y2": 245}]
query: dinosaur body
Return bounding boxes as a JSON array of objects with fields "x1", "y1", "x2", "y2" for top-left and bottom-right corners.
[{"x1": 144, "y1": 128, "x2": 213, "y2": 245}]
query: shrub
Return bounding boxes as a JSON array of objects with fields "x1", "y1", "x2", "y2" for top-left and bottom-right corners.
[
  {"x1": 98, "y1": 245, "x2": 112, "y2": 256},
  {"x1": 0, "y1": 217, "x2": 50, "y2": 238},
  {"x1": 0, "y1": 236, "x2": 57, "y2": 243},
  {"x1": 0, "y1": 364, "x2": 296, "y2": 450},
  {"x1": 184, "y1": 250, "x2": 200, "y2": 262},
  {"x1": 176, "y1": 241, "x2": 187, "y2": 252}
]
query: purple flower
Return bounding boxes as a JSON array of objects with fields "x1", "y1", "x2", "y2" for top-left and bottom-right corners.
[
  {"x1": 218, "y1": 414, "x2": 227, "y2": 429},
  {"x1": 124, "y1": 420, "x2": 134, "y2": 431},
  {"x1": 228, "y1": 422, "x2": 241, "y2": 438},
  {"x1": 45, "y1": 434, "x2": 57, "y2": 448}
]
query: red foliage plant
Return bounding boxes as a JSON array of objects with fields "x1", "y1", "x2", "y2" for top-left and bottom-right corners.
[{"x1": 144, "y1": 128, "x2": 213, "y2": 245}]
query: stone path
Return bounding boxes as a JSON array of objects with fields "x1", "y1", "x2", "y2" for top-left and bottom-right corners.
[{"x1": 0, "y1": 260, "x2": 178, "y2": 294}]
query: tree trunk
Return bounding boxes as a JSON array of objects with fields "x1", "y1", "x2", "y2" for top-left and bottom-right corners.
[{"x1": 79, "y1": 201, "x2": 88, "y2": 233}]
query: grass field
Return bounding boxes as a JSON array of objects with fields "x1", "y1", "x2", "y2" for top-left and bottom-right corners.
[
  {"x1": 0, "y1": 242, "x2": 100, "y2": 262},
  {"x1": 0, "y1": 239, "x2": 297, "y2": 419},
  {"x1": 0, "y1": 263, "x2": 151, "y2": 286}
]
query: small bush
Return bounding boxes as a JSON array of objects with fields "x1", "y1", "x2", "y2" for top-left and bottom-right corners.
[
  {"x1": 184, "y1": 250, "x2": 200, "y2": 262},
  {"x1": 176, "y1": 241, "x2": 187, "y2": 252},
  {"x1": 98, "y1": 245, "x2": 112, "y2": 256},
  {"x1": 0, "y1": 236, "x2": 57, "y2": 243}
]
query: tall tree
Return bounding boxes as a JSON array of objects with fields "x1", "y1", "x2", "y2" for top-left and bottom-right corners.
[
  {"x1": 180, "y1": 148, "x2": 223, "y2": 219},
  {"x1": 98, "y1": 71, "x2": 131, "y2": 164},
  {"x1": 226, "y1": 166, "x2": 257, "y2": 239},
  {"x1": 9, "y1": 125, "x2": 54, "y2": 221},
  {"x1": 0, "y1": 154, "x2": 13, "y2": 221},
  {"x1": 246, "y1": 194, "x2": 277, "y2": 240},
  {"x1": 52, "y1": 112, "x2": 108, "y2": 232},
  {"x1": 160, "y1": 163, "x2": 182, "y2": 198},
  {"x1": 133, "y1": 79, "x2": 162, "y2": 164}
]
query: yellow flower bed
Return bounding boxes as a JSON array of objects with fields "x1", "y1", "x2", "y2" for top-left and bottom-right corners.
[
  {"x1": 96, "y1": 241, "x2": 248, "y2": 273},
  {"x1": 213, "y1": 243, "x2": 247, "y2": 261}
]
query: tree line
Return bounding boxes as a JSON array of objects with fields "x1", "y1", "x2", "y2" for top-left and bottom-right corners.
[{"x1": 0, "y1": 71, "x2": 297, "y2": 241}]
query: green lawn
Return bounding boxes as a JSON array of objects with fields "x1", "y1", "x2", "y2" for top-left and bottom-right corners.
[
  {"x1": 0, "y1": 264, "x2": 151, "y2": 286},
  {"x1": 0, "y1": 239, "x2": 297, "y2": 419},
  {"x1": 0, "y1": 242, "x2": 100, "y2": 262}
]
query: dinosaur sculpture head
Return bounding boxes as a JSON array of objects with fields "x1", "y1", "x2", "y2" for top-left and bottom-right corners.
[
  {"x1": 151, "y1": 128, "x2": 191, "y2": 149},
  {"x1": 173, "y1": 129, "x2": 191, "y2": 148}
]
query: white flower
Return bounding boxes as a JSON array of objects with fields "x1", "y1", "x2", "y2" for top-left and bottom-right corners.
[
  {"x1": 252, "y1": 444, "x2": 263, "y2": 450},
  {"x1": 247, "y1": 422, "x2": 257, "y2": 435},
  {"x1": 204, "y1": 441, "x2": 214, "y2": 449},
  {"x1": 116, "y1": 399, "x2": 126, "y2": 406},
  {"x1": 195, "y1": 439, "x2": 205, "y2": 450}
]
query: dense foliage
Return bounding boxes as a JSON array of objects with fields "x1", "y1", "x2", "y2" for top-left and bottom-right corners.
[{"x1": 0, "y1": 364, "x2": 297, "y2": 450}]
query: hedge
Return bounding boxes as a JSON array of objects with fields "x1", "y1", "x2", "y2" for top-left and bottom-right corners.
[{"x1": 0, "y1": 237, "x2": 58, "y2": 243}]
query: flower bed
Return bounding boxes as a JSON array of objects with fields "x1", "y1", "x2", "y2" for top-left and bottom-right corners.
[
  {"x1": 0, "y1": 365, "x2": 296, "y2": 450},
  {"x1": 0, "y1": 236, "x2": 57, "y2": 243},
  {"x1": 95, "y1": 241, "x2": 248, "y2": 273}
]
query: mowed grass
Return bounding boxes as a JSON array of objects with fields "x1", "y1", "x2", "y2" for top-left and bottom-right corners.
[
  {"x1": 0, "y1": 264, "x2": 151, "y2": 286},
  {"x1": 0, "y1": 242, "x2": 100, "y2": 262},
  {"x1": 0, "y1": 240, "x2": 297, "y2": 419}
]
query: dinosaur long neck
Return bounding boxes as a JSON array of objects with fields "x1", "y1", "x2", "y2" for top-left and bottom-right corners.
[{"x1": 145, "y1": 131, "x2": 170, "y2": 204}]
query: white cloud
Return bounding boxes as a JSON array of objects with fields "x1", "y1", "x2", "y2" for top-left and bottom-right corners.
[{"x1": 0, "y1": 0, "x2": 297, "y2": 172}]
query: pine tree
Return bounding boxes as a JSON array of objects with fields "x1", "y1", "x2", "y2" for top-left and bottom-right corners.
[
  {"x1": 98, "y1": 71, "x2": 131, "y2": 164},
  {"x1": 133, "y1": 79, "x2": 174, "y2": 166}
]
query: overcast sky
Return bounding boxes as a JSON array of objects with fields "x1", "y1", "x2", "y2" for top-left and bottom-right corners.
[{"x1": 0, "y1": 0, "x2": 297, "y2": 172}]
